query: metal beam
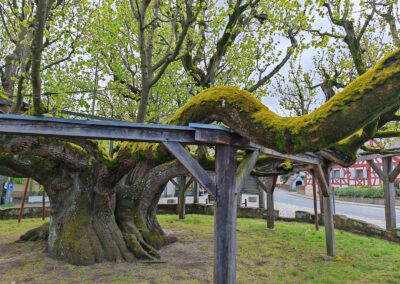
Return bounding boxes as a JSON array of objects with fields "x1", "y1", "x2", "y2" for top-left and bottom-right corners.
[{"x1": 163, "y1": 142, "x2": 216, "y2": 197}]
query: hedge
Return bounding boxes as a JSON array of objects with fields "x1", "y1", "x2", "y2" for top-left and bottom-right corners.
[{"x1": 334, "y1": 186, "x2": 400, "y2": 199}]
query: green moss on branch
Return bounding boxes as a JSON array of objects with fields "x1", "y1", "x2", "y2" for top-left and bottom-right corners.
[{"x1": 168, "y1": 49, "x2": 400, "y2": 156}]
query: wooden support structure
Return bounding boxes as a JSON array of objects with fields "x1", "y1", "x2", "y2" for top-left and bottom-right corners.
[
  {"x1": 368, "y1": 157, "x2": 398, "y2": 230},
  {"x1": 236, "y1": 150, "x2": 260, "y2": 207},
  {"x1": 311, "y1": 173, "x2": 319, "y2": 231},
  {"x1": 267, "y1": 177, "x2": 277, "y2": 230},
  {"x1": 178, "y1": 176, "x2": 186, "y2": 219},
  {"x1": 214, "y1": 145, "x2": 237, "y2": 284},
  {"x1": 257, "y1": 177, "x2": 277, "y2": 229},
  {"x1": 42, "y1": 190, "x2": 46, "y2": 220},
  {"x1": 193, "y1": 181, "x2": 199, "y2": 204},
  {"x1": 313, "y1": 165, "x2": 336, "y2": 257},
  {"x1": 18, "y1": 178, "x2": 30, "y2": 223},
  {"x1": 258, "y1": 186, "x2": 265, "y2": 209},
  {"x1": 163, "y1": 142, "x2": 216, "y2": 197},
  {"x1": 0, "y1": 114, "x2": 334, "y2": 283}
]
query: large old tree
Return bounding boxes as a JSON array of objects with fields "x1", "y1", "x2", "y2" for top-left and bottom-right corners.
[{"x1": 0, "y1": 49, "x2": 399, "y2": 265}]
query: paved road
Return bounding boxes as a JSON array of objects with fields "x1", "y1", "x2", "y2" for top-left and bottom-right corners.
[{"x1": 274, "y1": 189, "x2": 400, "y2": 229}]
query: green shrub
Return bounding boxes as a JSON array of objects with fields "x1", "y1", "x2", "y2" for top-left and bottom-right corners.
[{"x1": 334, "y1": 186, "x2": 400, "y2": 199}]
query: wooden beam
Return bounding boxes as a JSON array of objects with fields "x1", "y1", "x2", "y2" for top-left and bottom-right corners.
[
  {"x1": 389, "y1": 161, "x2": 400, "y2": 182},
  {"x1": 169, "y1": 178, "x2": 179, "y2": 188},
  {"x1": 178, "y1": 176, "x2": 186, "y2": 219},
  {"x1": 185, "y1": 176, "x2": 194, "y2": 189},
  {"x1": 236, "y1": 150, "x2": 260, "y2": 207},
  {"x1": 267, "y1": 176, "x2": 277, "y2": 230},
  {"x1": 193, "y1": 181, "x2": 199, "y2": 204},
  {"x1": 323, "y1": 194, "x2": 336, "y2": 257},
  {"x1": 316, "y1": 166, "x2": 336, "y2": 257},
  {"x1": 311, "y1": 172, "x2": 319, "y2": 231},
  {"x1": 0, "y1": 114, "x2": 198, "y2": 143},
  {"x1": 313, "y1": 164, "x2": 330, "y2": 197},
  {"x1": 383, "y1": 157, "x2": 397, "y2": 230},
  {"x1": 367, "y1": 160, "x2": 387, "y2": 181},
  {"x1": 214, "y1": 145, "x2": 237, "y2": 284},
  {"x1": 257, "y1": 177, "x2": 277, "y2": 229},
  {"x1": 247, "y1": 141, "x2": 321, "y2": 165},
  {"x1": 163, "y1": 142, "x2": 216, "y2": 197},
  {"x1": 0, "y1": 115, "x2": 326, "y2": 167},
  {"x1": 258, "y1": 184, "x2": 265, "y2": 209},
  {"x1": 195, "y1": 129, "x2": 231, "y2": 145}
]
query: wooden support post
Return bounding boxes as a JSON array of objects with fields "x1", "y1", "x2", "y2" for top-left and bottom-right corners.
[
  {"x1": 369, "y1": 158, "x2": 397, "y2": 230},
  {"x1": 266, "y1": 190, "x2": 274, "y2": 229},
  {"x1": 383, "y1": 157, "x2": 396, "y2": 230},
  {"x1": 267, "y1": 176, "x2": 277, "y2": 230},
  {"x1": 322, "y1": 194, "x2": 336, "y2": 257},
  {"x1": 258, "y1": 185, "x2": 265, "y2": 209},
  {"x1": 311, "y1": 174, "x2": 319, "y2": 231},
  {"x1": 193, "y1": 181, "x2": 199, "y2": 204},
  {"x1": 214, "y1": 145, "x2": 237, "y2": 284},
  {"x1": 18, "y1": 178, "x2": 30, "y2": 223},
  {"x1": 257, "y1": 177, "x2": 277, "y2": 229},
  {"x1": 42, "y1": 190, "x2": 46, "y2": 221},
  {"x1": 319, "y1": 188, "x2": 324, "y2": 214},
  {"x1": 178, "y1": 176, "x2": 186, "y2": 219},
  {"x1": 314, "y1": 165, "x2": 336, "y2": 257}
]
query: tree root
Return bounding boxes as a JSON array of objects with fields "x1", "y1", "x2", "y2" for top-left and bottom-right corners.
[{"x1": 18, "y1": 222, "x2": 49, "y2": 242}]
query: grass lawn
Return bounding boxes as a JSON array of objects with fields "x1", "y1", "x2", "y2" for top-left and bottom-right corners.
[{"x1": 0, "y1": 215, "x2": 399, "y2": 283}]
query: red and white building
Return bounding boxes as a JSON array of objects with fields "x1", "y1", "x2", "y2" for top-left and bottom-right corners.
[
  {"x1": 304, "y1": 140, "x2": 400, "y2": 189},
  {"x1": 305, "y1": 155, "x2": 400, "y2": 189}
]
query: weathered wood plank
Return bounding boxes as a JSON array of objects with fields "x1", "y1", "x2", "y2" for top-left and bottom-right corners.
[
  {"x1": 383, "y1": 157, "x2": 397, "y2": 230},
  {"x1": 257, "y1": 177, "x2": 277, "y2": 229},
  {"x1": 320, "y1": 166, "x2": 336, "y2": 257},
  {"x1": 389, "y1": 161, "x2": 400, "y2": 182},
  {"x1": 169, "y1": 178, "x2": 179, "y2": 188},
  {"x1": 185, "y1": 176, "x2": 194, "y2": 188},
  {"x1": 367, "y1": 160, "x2": 387, "y2": 181},
  {"x1": 193, "y1": 181, "x2": 199, "y2": 204},
  {"x1": 195, "y1": 129, "x2": 231, "y2": 145},
  {"x1": 236, "y1": 150, "x2": 260, "y2": 207},
  {"x1": 163, "y1": 142, "x2": 216, "y2": 197},
  {"x1": 247, "y1": 141, "x2": 321, "y2": 165},
  {"x1": 214, "y1": 145, "x2": 237, "y2": 284},
  {"x1": 178, "y1": 176, "x2": 186, "y2": 220},
  {"x1": 313, "y1": 164, "x2": 330, "y2": 197},
  {"x1": 323, "y1": 194, "x2": 336, "y2": 257}
]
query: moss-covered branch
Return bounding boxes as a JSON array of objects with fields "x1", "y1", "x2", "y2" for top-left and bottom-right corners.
[
  {"x1": 168, "y1": 49, "x2": 400, "y2": 156},
  {"x1": 115, "y1": 49, "x2": 400, "y2": 167}
]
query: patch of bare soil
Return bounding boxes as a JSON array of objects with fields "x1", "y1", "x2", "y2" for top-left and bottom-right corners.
[{"x1": 0, "y1": 227, "x2": 213, "y2": 283}]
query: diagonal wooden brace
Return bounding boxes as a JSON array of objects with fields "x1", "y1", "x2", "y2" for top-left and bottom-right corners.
[
  {"x1": 163, "y1": 141, "x2": 216, "y2": 197},
  {"x1": 389, "y1": 162, "x2": 400, "y2": 182},
  {"x1": 313, "y1": 164, "x2": 330, "y2": 197},
  {"x1": 367, "y1": 160, "x2": 387, "y2": 181},
  {"x1": 236, "y1": 150, "x2": 259, "y2": 206}
]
